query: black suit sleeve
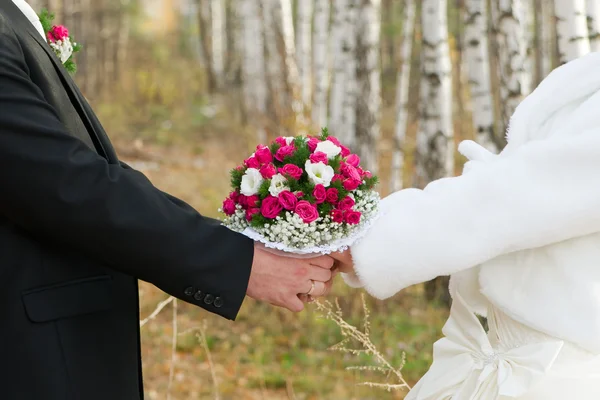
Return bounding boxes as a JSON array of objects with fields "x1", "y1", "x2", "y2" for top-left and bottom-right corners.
[{"x1": 0, "y1": 19, "x2": 253, "y2": 320}]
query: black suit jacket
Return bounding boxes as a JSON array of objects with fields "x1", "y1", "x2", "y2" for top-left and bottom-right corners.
[{"x1": 0, "y1": 2, "x2": 254, "y2": 399}]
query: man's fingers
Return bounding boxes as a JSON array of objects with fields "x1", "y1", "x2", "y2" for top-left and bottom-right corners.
[
  {"x1": 305, "y1": 264, "x2": 332, "y2": 283},
  {"x1": 309, "y1": 255, "x2": 335, "y2": 269},
  {"x1": 309, "y1": 280, "x2": 327, "y2": 297},
  {"x1": 287, "y1": 296, "x2": 305, "y2": 312}
]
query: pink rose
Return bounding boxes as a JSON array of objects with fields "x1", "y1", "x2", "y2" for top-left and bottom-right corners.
[
  {"x1": 346, "y1": 154, "x2": 360, "y2": 167},
  {"x1": 222, "y1": 198, "x2": 236, "y2": 216},
  {"x1": 343, "y1": 178, "x2": 361, "y2": 191},
  {"x1": 332, "y1": 174, "x2": 344, "y2": 183},
  {"x1": 244, "y1": 156, "x2": 260, "y2": 169},
  {"x1": 341, "y1": 163, "x2": 362, "y2": 181},
  {"x1": 327, "y1": 136, "x2": 341, "y2": 146},
  {"x1": 338, "y1": 196, "x2": 355, "y2": 211},
  {"x1": 261, "y1": 196, "x2": 283, "y2": 219},
  {"x1": 295, "y1": 191, "x2": 304, "y2": 198},
  {"x1": 313, "y1": 184, "x2": 327, "y2": 204},
  {"x1": 309, "y1": 151, "x2": 328, "y2": 164},
  {"x1": 246, "y1": 207, "x2": 260, "y2": 221},
  {"x1": 325, "y1": 188, "x2": 339, "y2": 204},
  {"x1": 363, "y1": 170, "x2": 373, "y2": 178},
  {"x1": 245, "y1": 195, "x2": 260, "y2": 208},
  {"x1": 275, "y1": 145, "x2": 295, "y2": 162},
  {"x1": 229, "y1": 191, "x2": 240, "y2": 203},
  {"x1": 340, "y1": 145, "x2": 351, "y2": 157},
  {"x1": 47, "y1": 25, "x2": 69, "y2": 42},
  {"x1": 238, "y1": 194, "x2": 247, "y2": 208},
  {"x1": 278, "y1": 190, "x2": 298, "y2": 210},
  {"x1": 255, "y1": 146, "x2": 273, "y2": 164},
  {"x1": 295, "y1": 200, "x2": 319, "y2": 224},
  {"x1": 331, "y1": 209, "x2": 344, "y2": 223},
  {"x1": 307, "y1": 137, "x2": 320, "y2": 152},
  {"x1": 260, "y1": 163, "x2": 276, "y2": 179},
  {"x1": 345, "y1": 210, "x2": 362, "y2": 225},
  {"x1": 279, "y1": 164, "x2": 303, "y2": 180},
  {"x1": 275, "y1": 137, "x2": 288, "y2": 147}
]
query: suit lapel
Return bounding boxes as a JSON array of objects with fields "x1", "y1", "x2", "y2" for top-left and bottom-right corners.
[{"x1": 0, "y1": 0, "x2": 119, "y2": 163}]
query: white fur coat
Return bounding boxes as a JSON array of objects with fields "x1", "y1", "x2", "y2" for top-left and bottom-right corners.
[{"x1": 346, "y1": 52, "x2": 600, "y2": 353}]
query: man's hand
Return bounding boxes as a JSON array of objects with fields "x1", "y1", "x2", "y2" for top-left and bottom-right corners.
[{"x1": 246, "y1": 244, "x2": 336, "y2": 312}]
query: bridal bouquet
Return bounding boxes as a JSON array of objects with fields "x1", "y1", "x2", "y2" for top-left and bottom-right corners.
[{"x1": 220, "y1": 129, "x2": 380, "y2": 255}]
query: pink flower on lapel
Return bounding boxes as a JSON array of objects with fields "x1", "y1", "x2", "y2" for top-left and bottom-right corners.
[{"x1": 47, "y1": 25, "x2": 69, "y2": 43}]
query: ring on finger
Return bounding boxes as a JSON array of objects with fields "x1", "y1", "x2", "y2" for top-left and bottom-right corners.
[{"x1": 306, "y1": 280, "x2": 316, "y2": 296}]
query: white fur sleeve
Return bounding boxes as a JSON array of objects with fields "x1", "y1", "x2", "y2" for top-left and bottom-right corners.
[{"x1": 348, "y1": 129, "x2": 600, "y2": 299}]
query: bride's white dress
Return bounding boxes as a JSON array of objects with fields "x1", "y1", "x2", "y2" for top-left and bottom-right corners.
[{"x1": 344, "y1": 52, "x2": 600, "y2": 399}]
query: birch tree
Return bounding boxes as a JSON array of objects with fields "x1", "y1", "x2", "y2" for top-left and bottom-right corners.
[
  {"x1": 555, "y1": 0, "x2": 590, "y2": 64},
  {"x1": 311, "y1": 0, "x2": 330, "y2": 128},
  {"x1": 262, "y1": 0, "x2": 287, "y2": 127},
  {"x1": 464, "y1": 0, "x2": 497, "y2": 152},
  {"x1": 416, "y1": 0, "x2": 454, "y2": 187},
  {"x1": 270, "y1": 0, "x2": 305, "y2": 131},
  {"x1": 538, "y1": 0, "x2": 555, "y2": 79},
  {"x1": 340, "y1": 0, "x2": 358, "y2": 147},
  {"x1": 241, "y1": 0, "x2": 268, "y2": 141},
  {"x1": 521, "y1": 0, "x2": 535, "y2": 95},
  {"x1": 354, "y1": 0, "x2": 381, "y2": 173},
  {"x1": 210, "y1": 0, "x2": 226, "y2": 88},
  {"x1": 329, "y1": 0, "x2": 350, "y2": 136},
  {"x1": 587, "y1": 0, "x2": 600, "y2": 51},
  {"x1": 492, "y1": 0, "x2": 528, "y2": 134},
  {"x1": 296, "y1": 0, "x2": 313, "y2": 110},
  {"x1": 389, "y1": 0, "x2": 416, "y2": 192}
]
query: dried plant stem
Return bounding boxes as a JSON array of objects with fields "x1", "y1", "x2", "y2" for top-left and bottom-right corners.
[
  {"x1": 196, "y1": 321, "x2": 221, "y2": 400},
  {"x1": 140, "y1": 295, "x2": 174, "y2": 327},
  {"x1": 167, "y1": 298, "x2": 178, "y2": 400},
  {"x1": 314, "y1": 294, "x2": 411, "y2": 392}
]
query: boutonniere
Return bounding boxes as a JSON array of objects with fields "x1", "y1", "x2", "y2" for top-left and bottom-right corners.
[{"x1": 38, "y1": 9, "x2": 82, "y2": 74}]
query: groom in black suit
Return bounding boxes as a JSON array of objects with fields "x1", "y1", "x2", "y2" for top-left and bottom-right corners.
[{"x1": 0, "y1": 1, "x2": 335, "y2": 399}]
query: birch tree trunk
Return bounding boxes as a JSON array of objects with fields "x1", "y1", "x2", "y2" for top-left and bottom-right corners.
[
  {"x1": 311, "y1": 0, "x2": 330, "y2": 128},
  {"x1": 262, "y1": 0, "x2": 287, "y2": 127},
  {"x1": 555, "y1": 0, "x2": 590, "y2": 64},
  {"x1": 521, "y1": 0, "x2": 535, "y2": 95},
  {"x1": 271, "y1": 0, "x2": 305, "y2": 132},
  {"x1": 389, "y1": 0, "x2": 416, "y2": 192},
  {"x1": 296, "y1": 0, "x2": 313, "y2": 111},
  {"x1": 197, "y1": 0, "x2": 217, "y2": 92},
  {"x1": 340, "y1": 0, "x2": 358, "y2": 147},
  {"x1": 210, "y1": 0, "x2": 226, "y2": 88},
  {"x1": 538, "y1": 0, "x2": 555, "y2": 79},
  {"x1": 464, "y1": 0, "x2": 497, "y2": 152},
  {"x1": 241, "y1": 0, "x2": 268, "y2": 141},
  {"x1": 354, "y1": 0, "x2": 381, "y2": 173},
  {"x1": 587, "y1": 0, "x2": 600, "y2": 52},
  {"x1": 492, "y1": 0, "x2": 528, "y2": 135},
  {"x1": 328, "y1": 0, "x2": 350, "y2": 136},
  {"x1": 416, "y1": 0, "x2": 454, "y2": 188}
]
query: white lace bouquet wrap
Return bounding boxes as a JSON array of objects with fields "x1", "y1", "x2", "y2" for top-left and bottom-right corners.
[{"x1": 219, "y1": 130, "x2": 381, "y2": 256}]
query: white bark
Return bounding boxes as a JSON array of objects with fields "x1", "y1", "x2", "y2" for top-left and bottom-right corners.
[
  {"x1": 492, "y1": 0, "x2": 528, "y2": 133},
  {"x1": 539, "y1": 0, "x2": 555, "y2": 78},
  {"x1": 262, "y1": 0, "x2": 287, "y2": 125},
  {"x1": 210, "y1": 0, "x2": 226, "y2": 87},
  {"x1": 340, "y1": 0, "x2": 358, "y2": 147},
  {"x1": 389, "y1": 0, "x2": 416, "y2": 191},
  {"x1": 555, "y1": 0, "x2": 591, "y2": 64},
  {"x1": 328, "y1": 0, "x2": 350, "y2": 136},
  {"x1": 521, "y1": 0, "x2": 535, "y2": 95},
  {"x1": 271, "y1": 0, "x2": 305, "y2": 131},
  {"x1": 355, "y1": 0, "x2": 381, "y2": 174},
  {"x1": 587, "y1": 0, "x2": 600, "y2": 52},
  {"x1": 311, "y1": 0, "x2": 331, "y2": 128},
  {"x1": 464, "y1": 0, "x2": 497, "y2": 153},
  {"x1": 296, "y1": 0, "x2": 314, "y2": 110},
  {"x1": 241, "y1": 0, "x2": 268, "y2": 141},
  {"x1": 416, "y1": 0, "x2": 454, "y2": 186}
]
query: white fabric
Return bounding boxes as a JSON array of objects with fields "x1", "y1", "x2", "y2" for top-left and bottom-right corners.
[
  {"x1": 11, "y1": 0, "x2": 46, "y2": 41},
  {"x1": 345, "y1": 52, "x2": 600, "y2": 398}
]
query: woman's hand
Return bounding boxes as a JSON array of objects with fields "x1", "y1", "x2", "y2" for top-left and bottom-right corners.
[{"x1": 331, "y1": 249, "x2": 355, "y2": 274}]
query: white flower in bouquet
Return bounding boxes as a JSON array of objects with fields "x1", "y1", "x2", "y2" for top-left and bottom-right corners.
[
  {"x1": 305, "y1": 160, "x2": 335, "y2": 187},
  {"x1": 269, "y1": 174, "x2": 289, "y2": 196},
  {"x1": 240, "y1": 168, "x2": 263, "y2": 195},
  {"x1": 315, "y1": 140, "x2": 341, "y2": 159}
]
